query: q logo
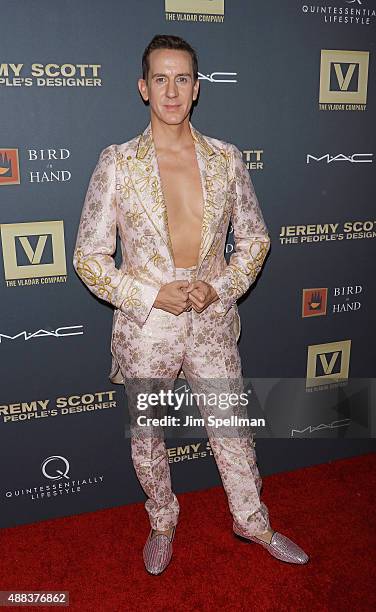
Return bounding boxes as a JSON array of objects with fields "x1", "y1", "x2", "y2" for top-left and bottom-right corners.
[{"x1": 41, "y1": 455, "x2": 70, "y2": 480}]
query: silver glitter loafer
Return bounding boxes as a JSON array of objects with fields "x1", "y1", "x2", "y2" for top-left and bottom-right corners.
[
  {"x1": 143, "y1": 526, "x2": 176, "y2": 575},
  {"x1": 233, "y1": 522, "x2": 309, "y2": 564}
]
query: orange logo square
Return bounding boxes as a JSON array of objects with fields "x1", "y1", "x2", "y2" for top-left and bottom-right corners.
[
  {"x1": 302, "y1": 288, "x2": 328, "y2": 317},
  {"x1": 0, "y1": 149, "x2": 20, "y2": 185}
]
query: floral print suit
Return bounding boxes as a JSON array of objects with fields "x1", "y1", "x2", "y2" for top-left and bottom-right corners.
[{"x1": 73, "y1": 122, "x2": 272, "y2": 534}]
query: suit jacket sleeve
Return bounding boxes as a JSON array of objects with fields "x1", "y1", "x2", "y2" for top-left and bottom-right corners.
[
  {"x1": 210, "y1": 144, "x2": 271, "y2": 315},
  {"x1": 73, "y1": 144, "x2": 160, "y2": 327}
]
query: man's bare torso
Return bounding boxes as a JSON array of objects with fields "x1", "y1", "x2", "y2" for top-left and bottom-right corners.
[{"x1": 156, "y1": 142, "x2": 204, "y2": 268}]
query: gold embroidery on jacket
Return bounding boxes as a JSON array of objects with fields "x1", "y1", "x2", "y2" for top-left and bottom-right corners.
[
  {"x1": 230, "y1": 266, "x2": 247, "y2": 294},
  {"x1": 139, "y1": 249, "x2": 167, "y2": 275},
  {"x1": 150, "y1": 249, "x2": 166, "y2": 268},
  {"x1": 199, "y1": 154, "x2": 227, "y2": 262},
  {"x1": 125, "y1": 205, "x2": 145, "y2": 226},
  {"x1": 117, "y1": 176, "x2": 135, "y2": 199},
  {"x1": 121, "y1": 285, "x2": 142, "y2": 308},
  {"x1": 150, "y1": 177, "x2": 164, "y2": 214},
  {"x1": 115, "y1": 151, "x2": 126, "y2": 171},
  {"x1": 245, "y1": 239, "x2": 270, "y2": 278},
  {"x1": 134, "y1": 165, "x2": 154, "y2": 193},
  {"x1": 75, "y1": 249, "x2": 116, "y2": 300}
]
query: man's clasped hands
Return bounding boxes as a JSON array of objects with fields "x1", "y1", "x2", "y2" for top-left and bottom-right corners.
[{"x1": 153, "y1": 279, "x2": 219, "y2": 315}]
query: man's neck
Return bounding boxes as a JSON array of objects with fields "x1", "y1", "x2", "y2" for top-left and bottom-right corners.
[{"x1": 150, "y1": 116, "x2": 193, "y2": 152}]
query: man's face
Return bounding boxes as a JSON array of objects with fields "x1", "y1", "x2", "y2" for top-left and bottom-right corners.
[{"x1": 138, "y1": 48, "x2": 199, "y2": 126}]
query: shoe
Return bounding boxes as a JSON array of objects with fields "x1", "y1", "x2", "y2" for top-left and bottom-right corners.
[
  {"x1": 233, "y1": 522, "x2": 309, "y2": 564},
  {"x1": 143, "y1": 526, "x2": 176, "y2": 575}
]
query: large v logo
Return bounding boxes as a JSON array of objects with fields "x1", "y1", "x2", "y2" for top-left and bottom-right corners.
[
  {"x1": 333, "y1": 63, "x2": 356, "y2": 91},
  {"x1": 318, "y1": 351, "x2": 340, "y2": 374},
  {"x1": 18, "y1": 235, "x2": 48, "y2": 264}
]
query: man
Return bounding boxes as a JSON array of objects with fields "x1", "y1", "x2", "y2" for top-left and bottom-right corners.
[{"x1": 73, "y1": 34, "x2": 309, "y2": 574}]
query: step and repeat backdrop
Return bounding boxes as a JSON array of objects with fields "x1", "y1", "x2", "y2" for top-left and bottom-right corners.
[{"x1": 1, "y1": 1, "x2": 375, "y2": 529}]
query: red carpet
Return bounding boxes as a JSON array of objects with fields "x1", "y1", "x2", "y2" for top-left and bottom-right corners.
[{"x1": 1, "y1": 453, "x2": 375, "y2": 612}]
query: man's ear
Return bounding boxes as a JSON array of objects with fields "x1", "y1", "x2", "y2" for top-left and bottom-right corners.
[
  {"x1": 193, "y1": 78, "x2": 199, "y2": 101},
  {"x1": 138, "y1": 78, "x2": 149, "y2": 102}
]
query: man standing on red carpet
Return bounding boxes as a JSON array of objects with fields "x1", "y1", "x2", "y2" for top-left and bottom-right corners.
[{"x1": 73, "y1": 34, "x2": 309, "y2": 574}]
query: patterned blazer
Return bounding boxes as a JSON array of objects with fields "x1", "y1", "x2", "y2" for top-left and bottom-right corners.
[{"x1": 73, "y1": 122, "x2": 271, "y2": 382}]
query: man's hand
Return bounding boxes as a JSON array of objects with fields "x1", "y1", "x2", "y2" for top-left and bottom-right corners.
[
  {"x1": 153, "y1": 280, "x2": 192, "y2": 315},
  {"x1": 186, "y1": 280, "x2": 219, "y2": 313}
]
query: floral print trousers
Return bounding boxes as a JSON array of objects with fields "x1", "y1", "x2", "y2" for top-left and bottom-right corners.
[{"x1": 112, "y1": 265, "x2": 271, "y2": 535}]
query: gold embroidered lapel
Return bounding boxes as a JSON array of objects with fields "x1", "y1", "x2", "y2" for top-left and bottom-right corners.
[{"x1": 190, "y1": 125, "x2": 228, "y2": 268}]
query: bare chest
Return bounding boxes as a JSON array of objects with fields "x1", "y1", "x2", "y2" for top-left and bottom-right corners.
[
  {"x1": 157, "y1": 149, "x2": 204, "y2": 266},
  {"x1": 158, "y1": 153, "x2": 203, "y2": 227}
]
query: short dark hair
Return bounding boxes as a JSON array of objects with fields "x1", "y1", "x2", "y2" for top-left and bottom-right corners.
[{"x1": 142, "y1": 34, "x2": 198, "y2": 81}]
